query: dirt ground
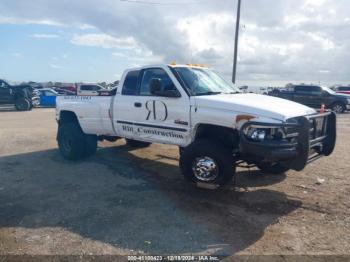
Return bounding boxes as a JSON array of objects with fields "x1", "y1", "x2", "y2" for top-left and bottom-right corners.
[{"x1": 0, "y1": 107, "x2": 349, "y2": 258}]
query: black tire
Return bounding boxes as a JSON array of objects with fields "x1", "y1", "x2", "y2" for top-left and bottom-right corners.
[
  {"x1": 15, "y1": 98, "x2": 31, "y2": 111},
  {"x1": 85, "y1": 134, "x2": 98, "y2": 157},
  {"x1": 271, "y1": 89, "x2": 280, "y2": 96},
  {"x1": 125, "y1": 139, "x2": 151, "y2": 148},
  {"x1": 331, "y1": 102, "x2": 346, "y2": 114},
  {"x1": 179, "y1": 139, "x2": 235, "y2": 187},
  {"x1": 257, "y1": 163, "x2": 289, "y2": 175},
  {"x1": 179, "y1": 147, "x2": 185, "y2": 156},
  {"x1": 57, "y1": 122, "x2": 97, "y2": 160}
]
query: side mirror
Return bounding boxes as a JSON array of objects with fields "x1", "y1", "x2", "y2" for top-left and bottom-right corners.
[{"x1": 322, "y1": 91, "x2": 329, "y2": 96}]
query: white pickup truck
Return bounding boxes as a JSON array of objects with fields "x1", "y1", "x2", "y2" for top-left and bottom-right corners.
[{"x1": 56, "y1": 64, "x2": 336, "y2": 188}]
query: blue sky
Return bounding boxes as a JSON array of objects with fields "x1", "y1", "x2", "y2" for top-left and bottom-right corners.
[
  {"x1": 0, "y1": 0, "x2": 349, "y2": 86},
  {"x1": 0, "y1": 24, "x2": 132, "y2": 82}
]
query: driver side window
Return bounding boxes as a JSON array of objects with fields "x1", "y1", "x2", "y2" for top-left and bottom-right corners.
[{"x1": 139, "y1": 68, "x2": 177, "y2": 96}]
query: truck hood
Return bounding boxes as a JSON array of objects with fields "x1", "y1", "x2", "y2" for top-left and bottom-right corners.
[
  {"x1": 194, "y1": 93, "x2": 316, "y2": 121},
  {"x1": 334, "y1": 93, "x2": 350, "y2": 99}
]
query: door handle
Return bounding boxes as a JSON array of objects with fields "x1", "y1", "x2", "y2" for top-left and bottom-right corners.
[{"x1": 134, "y1": 102, "x2": 142, "y2": 108}]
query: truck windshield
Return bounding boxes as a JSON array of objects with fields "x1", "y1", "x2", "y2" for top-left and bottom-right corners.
[{"x1": 173, "y1": 67, "x2": 241, "y2": 96}]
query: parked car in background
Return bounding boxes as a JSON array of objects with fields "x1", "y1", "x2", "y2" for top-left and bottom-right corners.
[
  {"x1": 239, "y1": 86, "x2": 272, "y2": 95},
  {"x1": 333, "y1": 86, "x2": 350, "y2": 95},
  {"x1": 269, "y1": 84, "x2": 350, "y2": 113},
  {"x1": 38, "y1": 88, "x2": 58, "y2": 107},
  {"x1": 0, "y1": 79, "x2": 39, "y2": 110},
  {"x1": 53, "y1": 85, "x2": 76, "y2": 95},
  {"x1": 76, "y1": 83, "x2": 105, "y2": 96},
  {"x1": 54, "y1": 87, "x2": 76, "y2": 96}
]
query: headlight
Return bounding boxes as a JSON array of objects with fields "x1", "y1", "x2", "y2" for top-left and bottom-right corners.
[
  {"x1": 347, "y1": 98, "x2": 350, "y2": 104},
  {"x1": 243, "y1": 125, "x2": 286, "y2": 142}
]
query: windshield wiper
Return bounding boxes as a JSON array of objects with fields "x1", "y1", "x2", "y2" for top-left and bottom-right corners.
[{"x1": 195, "y1": 91, "x2": 222, "y2": 96}]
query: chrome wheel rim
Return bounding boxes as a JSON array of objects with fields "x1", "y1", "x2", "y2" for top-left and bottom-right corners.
[
  {"x1": 192, "y1": 157, "x2": 219, "y2": 182},
  {"x1": 333, "y1": 105, "x2": 343, "y2": 113}
]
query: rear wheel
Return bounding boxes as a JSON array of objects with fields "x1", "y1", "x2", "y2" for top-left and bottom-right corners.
[
  {"x1": 125, "y1": 139, "x2": 151, "y2": 148},
  {"x1": 57, "y1": 122, "x2": 97, "y2": 160},
  {"x1": 257, "y1": 163, "x2": 289, "y2": 175},
  {"x1": 180, "y1": 139, "x2": 235, "y2": 187},
  {"x1": 15, "y1": 98, "x2": 31, "y2": 111},
  {"x1": 85, "y1": 134, "x2": 98, "y2": 157},
  {"x1": 331, "y1": 102, "x2": 346, "y2": 114}
]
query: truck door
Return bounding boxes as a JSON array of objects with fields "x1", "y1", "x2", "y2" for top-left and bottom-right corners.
[
  {"x1": 305, "y1": 86, "x2": 324, "y2": 108},
  {"x1": 0, "y1": 81, "x2": 12, "y2": 103},
  {"x1": 114, "y1": 67, "x2": 191, "y2": 147}
]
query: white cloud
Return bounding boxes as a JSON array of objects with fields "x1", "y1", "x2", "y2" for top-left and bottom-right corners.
[
  {"x1": 0, "y1": 0, "x2": 349, "y2": 82},
  {"x1": 112, "y1": 52, "x2": 128, "y2": 58},
  {"x1": 307, "y1": 32, "x2": 335, "y2": 50},
  {"x1": 71, "y1": 34, "x2": 137, "y2": 49},
  {"x1": 50, "y1": 64, "x2": 62, "y2": 69},
  {"x1": 0, "y1": 16, "x2": 64, "y2": 26},
  {"x1": 304, "y1": 0, "x2": 326, "y2": 7},
  {"x1": 31, "y1": 34, "x2": 60, "y2": 39}
]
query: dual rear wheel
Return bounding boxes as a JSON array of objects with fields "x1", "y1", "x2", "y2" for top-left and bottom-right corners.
[
  {"x1": 57, "y1": 123, "x2": 151, "y2": 160},
  {"x1": 57, "y1": 122, "x2": 97, "y2": 160}
]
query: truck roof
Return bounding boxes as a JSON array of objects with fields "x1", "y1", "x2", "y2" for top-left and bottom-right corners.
[{"x1": 125, "y1": 64, "x2": 209, "y2": 71}]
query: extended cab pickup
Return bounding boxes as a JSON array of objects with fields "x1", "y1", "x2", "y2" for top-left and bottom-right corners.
[
  {"x1": 269, "y1": 85, "x2": 350, "y2": 113},
  {"x1": 56, "y1": 65, "x2": 337, "y2": 188}
]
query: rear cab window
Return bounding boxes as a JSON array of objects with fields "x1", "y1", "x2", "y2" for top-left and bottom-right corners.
[
  {"x1": 80, "y1": 85, "x2": 101, "y2": 91},
  {"x1": 122, "y1": 70, "x2": 140, "y2": 96}
]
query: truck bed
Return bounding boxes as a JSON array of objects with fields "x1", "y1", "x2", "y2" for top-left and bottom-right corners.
[{"x1": 56, "y1": 95, "x2": 115, "y2": 136}]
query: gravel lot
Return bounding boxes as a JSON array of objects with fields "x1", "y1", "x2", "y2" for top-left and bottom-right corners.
[{"x1": 0, "y1": 107, "x2": 349, "y2": 257}]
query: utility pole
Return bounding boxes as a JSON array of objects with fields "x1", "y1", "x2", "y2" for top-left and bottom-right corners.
[{"x1": 232, "y1": 0, "x2": 241, "y2": 84}]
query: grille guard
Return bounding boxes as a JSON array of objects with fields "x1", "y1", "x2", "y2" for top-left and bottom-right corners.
[{"x1": 239, "y1": 111, "x2": 337, "y2": 171}]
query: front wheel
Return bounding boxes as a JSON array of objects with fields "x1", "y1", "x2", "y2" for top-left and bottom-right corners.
[
  {"x1": 331, "y1": 103, "x2": 346, "y2": 114},
  {"x1": 257, "y1": 163, "x2": 289, "y2": 175},
  {"x1": 179, "y1": 139, "x2": 235, "y2": 187},
  {"x1": 15, "y1": 98, "x2": 31, "y2": 111}
]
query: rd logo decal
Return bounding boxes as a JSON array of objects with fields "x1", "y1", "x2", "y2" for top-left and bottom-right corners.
[{"x1": 146, "y1": 100, "x2": 168, "y2": 121}]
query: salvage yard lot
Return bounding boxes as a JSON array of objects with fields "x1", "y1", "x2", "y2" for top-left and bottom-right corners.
[{"x1": 0, "y1": 107, "x2": 349, "y2": 256}]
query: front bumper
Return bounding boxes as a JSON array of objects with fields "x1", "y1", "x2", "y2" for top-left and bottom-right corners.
[
  {"x1": 31, "y1": 96, "x2": 40, "y2": 107},
  {"x1": 239, "y1": 111, "x2": 336, "y2": 171}
]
